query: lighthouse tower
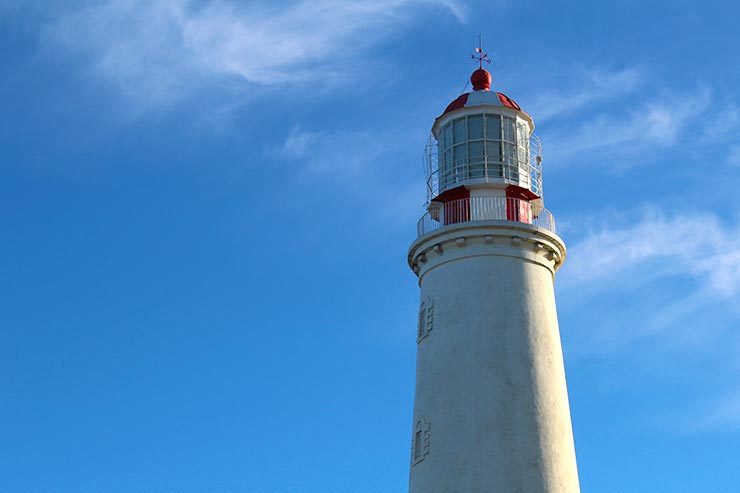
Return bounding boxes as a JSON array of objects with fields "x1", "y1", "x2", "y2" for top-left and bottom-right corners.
[{"x1": 407, "y1": 48, "x2": 580, "y2": 492}]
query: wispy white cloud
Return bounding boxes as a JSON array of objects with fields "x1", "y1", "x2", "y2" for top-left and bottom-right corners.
[
  {"x1": 560, "y1": 208, "x2": 740, "y2": 432},
  {"x1": 558, "y1": 208, "x2": 740, "y2": 352},
  {"x1": 564, "y1": 209, "x2": 740, "y2": 299},
  {"x1": 701, "y1": 103, "x2": 739, "y2": 143},
  {"x1": 693, "y1": 391, "x2": 740, "y2": 432},
  {"x1": 273, "y1": 125, "x2": 387, "y2": 177},
  {"x1": 529, "y1": 66, "x2": 644, "y2": 123},
  {"x1": 524, "y1": 64, "x2": 740, "y2": 169},
  {"x1": 727, "y1": 144, "x2": 740, "y2": 166},
  {"x1": 277, "y1": 126, "x2": 323, "y2": 160},
  {"x1": 543, "y1": 86, "x2": 711, "y2": 166},
  {"x1": 43, "y1": 0, "x2": 466, "y2": 110},
  {"x1": 271, "y1": 125, "x2": 426, "y2": 227}
]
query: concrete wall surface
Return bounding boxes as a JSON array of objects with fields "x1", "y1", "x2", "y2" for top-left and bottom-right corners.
[{"x1": 407, "y1": 223, "x2": 580, "y2": 493}]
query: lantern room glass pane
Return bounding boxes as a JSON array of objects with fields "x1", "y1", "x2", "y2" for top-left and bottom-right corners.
[
  {"x1": 468, "y1": 115, "x2": 484, "y2": 140},
  {"x1": 433, "y1": 113, "x2": 538, "y2": 193},
  {"x1": 504, "y1": 142, "x2": 516, "y2": 162},
  {"x1": 443, "y1": 124, "x2": 452, "y2": 150},
  {"x1": 485, "y1": 114, "x2": 501, "y2": 139},
  {"x1": 452, "y1": 144, "x2": 466, "y2": 166},
  {"x1": 486, "y1": 140, "x2": 501, "y2": 162},
  {"x1": 454, "y1": 118, "x2": 466, "y2": 144},
  {"x1": 469, "y1": 141, "x2": 485, "y2": 178},
  {"x1": 442, "y1": 150, "x2": 452, "y2": 188},
  {"x1": 503, "y1": 117, "x2": 515, "y2": 142},
  {"x1": 469, "y1": 141, "x2": 484, "y2": 160}
]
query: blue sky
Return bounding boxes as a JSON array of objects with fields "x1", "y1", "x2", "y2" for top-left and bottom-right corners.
[{"x1": 2, "y1": 0, "x2": 740, "y2": 491}]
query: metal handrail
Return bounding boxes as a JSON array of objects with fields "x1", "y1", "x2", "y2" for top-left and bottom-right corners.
[
  {"x1": 416, "y1": 196, "x2": 556, "y2": 237},
  {"x1": 423, "y1": 134, "x2": 544, "y2": 201},
  {"x1": 427, "y1": 158, "x2": 540, "y2": 195}
]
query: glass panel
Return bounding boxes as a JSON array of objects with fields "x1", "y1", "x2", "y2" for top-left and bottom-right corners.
[
  {"x1": 486, "y1": 140, "x2": 501, "y2": 162},
  {"x1": 485, "y1": 114, "x2": 501, "y2": 139},
  {"x1": 441, "y1": 150, "x2": 452, "y2": 189},
  {"x1": 468, "y1": 115, "x2": 484, "y2": 140},
  {"x1": 469, "y1": 164, "x2": 485, "y2": 179},
  {"x1": 441, "y1": 150, "x2": 450, "y2": 188},
  {"x1": 443, "y1": 124, "x2": 452, "y2": 150},
  {"x1": 468, "y1": 141, "x2": 484, "y2": 160},
  {"x1": 452, "y1": 144, "x2": 466, "y2": 167},
  {"x1": 504, "y1": 142, "x2": 516, "y2": 161},
  {"x1": 504, "y1": 144, "x2": 516, "y2": 170},
  {"x1": 468, "y1": 141, "x2": 485, "y2": 179},
  {"x1": 453, "y1": 118, "x2": 466, "y2": 144},
  {"x1": 453, "y1": 144, "x2": 466, "y2": 182},
  {"x1": 504, "y1": 142, "x2": 517, "y2": 181},
  {"x1": 503, "y1": 117, "x2": 515, "y2": 142}
]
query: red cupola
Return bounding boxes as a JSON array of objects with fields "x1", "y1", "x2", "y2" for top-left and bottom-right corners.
[{"x1": 421, "y1": 44, "x2": 546, "y2": 232}]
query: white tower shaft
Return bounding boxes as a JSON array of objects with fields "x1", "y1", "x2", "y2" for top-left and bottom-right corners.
[{"x1": 408, "y1": 221, "x2": 579, "y2": 492}]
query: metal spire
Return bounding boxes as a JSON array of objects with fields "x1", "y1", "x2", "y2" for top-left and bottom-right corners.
[{"x1": 471, "y1": 34, "x2": 491, "y2": 69}]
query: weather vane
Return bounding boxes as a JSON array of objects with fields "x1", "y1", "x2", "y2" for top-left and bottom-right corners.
[{"x1": 471, "y1": 34, "x2": 491, "y2": 69}]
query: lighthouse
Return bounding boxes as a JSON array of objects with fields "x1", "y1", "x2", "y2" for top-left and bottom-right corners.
[{"x1": 407, "y1": 46, "x2": 580, "y2": 492}]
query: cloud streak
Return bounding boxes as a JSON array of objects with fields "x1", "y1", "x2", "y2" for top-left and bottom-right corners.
[
  {"x1": 523, "y1": 64, "x2": 739, "y2": 169},
  {"x1": 559, "y1": 208, "x2": 740, "y2": 432},
  {"x1": 693, "y1": 391, "x2": 740, "y2": 432},
  {"x1": 274, "y1": 125, "x2": 389, "y2": 177},
  {"x1": 543, "y1": 86, "x2": 711, "y2": 166},
  {"x1": 44, "y1": 0, "x2": 465, "y2": 110},
  {"x1": 564, "y1": 209, "x2": 740, "y2": 299},
  {"x1": 271, "y1": 124, "x2": 427, "y2": 229},
  {"x1": 727, "y1": 145, "x2": 740, "y2": 166},
  {"x1": 528, "y1": 66, "x2": 644, "y2": 123}
]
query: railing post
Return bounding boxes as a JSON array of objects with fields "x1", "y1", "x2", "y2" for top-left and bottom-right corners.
[{"x1": 418, "y1": 196, "x2": 555, "y2": 237}]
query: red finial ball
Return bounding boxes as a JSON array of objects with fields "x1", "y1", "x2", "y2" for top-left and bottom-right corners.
[{"x1": 471, "y1": 68, "x2": 492, "y2": 91}]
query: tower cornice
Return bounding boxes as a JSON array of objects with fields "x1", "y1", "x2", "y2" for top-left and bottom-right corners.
[{"x1": 408, "y1": 221, "x2": 566, "y2": 282}]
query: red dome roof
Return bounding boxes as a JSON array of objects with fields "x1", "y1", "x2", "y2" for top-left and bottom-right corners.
[{"x1": 442, "y1": 91, "x2": 522, "y2": 117}]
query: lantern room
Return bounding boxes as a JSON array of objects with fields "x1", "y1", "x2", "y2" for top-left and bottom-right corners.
[{"x1": 419, "y1": 61, "x2": 552, "y2": 236}]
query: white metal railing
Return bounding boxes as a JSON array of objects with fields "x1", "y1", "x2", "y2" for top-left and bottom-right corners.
[
  {"x1": 416, "y1": 196, "x2": 556, "y2": 237},
  {"x1": 423, "y1": 134, "x2": 543, "y2": 200}
]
